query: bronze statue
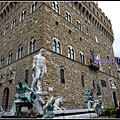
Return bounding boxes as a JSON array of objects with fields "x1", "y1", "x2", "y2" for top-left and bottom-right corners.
[
  {"x1": 15, "y1": 81, "x2": 37, "y2": 106},
  {"x1": 96, "y1": 84, "x2": 101, "y2": 96},
  {"x1": 85, "y1": 89, "x2": 94, "y2": 101},
  {"x1": 94, "y1": 100, "x2": 103, "y2": 115}
]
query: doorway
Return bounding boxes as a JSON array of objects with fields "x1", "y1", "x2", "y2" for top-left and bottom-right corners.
[
  {"x1": 2, "y1": 88, "x2": 9, "y2": 111},
  {"x1": 113, "y1": 91, "x2": 118, "y2": 108}
]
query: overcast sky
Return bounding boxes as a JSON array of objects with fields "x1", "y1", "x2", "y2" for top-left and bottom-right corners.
[{"x1": 97, "y1": 1, "x2": 120, "y2": 57}]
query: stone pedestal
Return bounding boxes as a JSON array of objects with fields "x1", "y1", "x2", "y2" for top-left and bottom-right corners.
[
  {"x1": 84, "y1": 101, "x2": 94, "y2": 109},
  {"x1": 34, "y1": 91, "x2": 49, "y2": 114},
  {"x1": 14, "y1": 99, "x2": 32, "y2": 117}
]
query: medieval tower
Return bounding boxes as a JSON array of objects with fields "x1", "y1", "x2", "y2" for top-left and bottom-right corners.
[{"x1": 0, "y1": 1, "x2": 120, "y2": 110}]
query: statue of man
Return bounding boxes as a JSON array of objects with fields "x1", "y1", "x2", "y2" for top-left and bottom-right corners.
[
  {"x1": 31, "y1": 48, "x2": 47, "y2": 93},
  {"x1": 15, "y1": 81, "x2": 37, "y2": 105},
  {"x1": 85, "y1": 89, "x2": 94, "y2": 101},
  {"x1": 97, "y1": 84, "x2": 101, "y2": 96}
]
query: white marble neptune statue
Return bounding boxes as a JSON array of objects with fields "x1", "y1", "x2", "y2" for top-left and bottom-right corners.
[{"x1": 31, "y1": 48, "x2": 47, "y2": 93}]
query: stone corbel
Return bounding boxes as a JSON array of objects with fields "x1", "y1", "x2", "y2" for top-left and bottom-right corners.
[
  {"x1": 8, "y1": 79, "x2": 14, "y2": 83},
  {"x1": 0, "y1": 82, "x2": 3, "y2": 86}
]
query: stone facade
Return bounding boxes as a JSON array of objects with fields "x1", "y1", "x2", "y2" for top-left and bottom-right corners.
[{"x1": 0, "y1": 1, "x2": 120, "y2": 111}]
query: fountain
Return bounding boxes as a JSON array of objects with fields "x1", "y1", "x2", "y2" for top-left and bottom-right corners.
[{"x1": 1, "y1": 48, "x2": 100, "y2": 118}]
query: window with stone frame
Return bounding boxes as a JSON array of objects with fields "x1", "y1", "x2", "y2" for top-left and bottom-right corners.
[
  {"x1": 33, "y1": 39, "x2": 36, "y2": 52},
  {"x1": 66, "y1": 11, "x2": 71, "y2": 23},
  {"x1": 101, "y1": 80, "x2": 107, "y2": 87},
  {"x1": 80, "y1": 52, "x2": 85, "y2": 64},
  {"x1": 29, "y1": 42, "x2": 32, "y2": 54},
  {"x1": 25, "y1": 69, "x2": 29, "y2": 84},
  {"x1": 52, "y1": 1, "x2": 59, "y2": 13},
  {"x1": 81, "y1": 7, "x2": 85, "y2": 18},
  {"x1": 11, "y1": 18, "x2": 16, "y2": 29},
  {"x1": 68, "y1": 46, "x2": 74, "y2": 60},
  {"x1": 93, "y1": 80, "x2": 95, "y2": 89},
  {"x1": 8, "y1": 51, "x2": 13, "y2": 65},
  {"x1": 17, "y1": 46, "x2": 23, "y2": 60},
  {"x1": 31, "y1": 1, "x2": 38, "y2": 13},
  {"x1": 95, "y1": 35, "x2": 98, "y2": 43},
  {"x1": 0, "y1": 32, "x2": 1, "y2": 39},
  {"x1": 81, "y1": 74, "x2": 84, "y2": 87},
  {"x1": 52, "y1": 38, "x2": 61, "y2": 54},
  {"x1": 20, "y1": 9, "x2": 26, "y2": 22},
  {"x1": 29, "y1": 38, "x2": 36, "y2": 54},
  {"x1": 1, "y1": 56, "x2": 4, "y2": 68},
  {"x1": 86, "y1": 28, "x2": 89, "y2": 35},
  {"x1": 76, "y1": 20, "x2": 81, "y2": 30},
  {"x1": 60, "y1": 69, "x2": 65, "y2": 83},
  {"x1": 4, "y1": 25, "x2": 9, "y2": 35}
]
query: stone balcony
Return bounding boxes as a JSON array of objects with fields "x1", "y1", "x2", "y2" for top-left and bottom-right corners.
[{"x1": 88, "y1": 63, "x2": 99, "y2": 71}]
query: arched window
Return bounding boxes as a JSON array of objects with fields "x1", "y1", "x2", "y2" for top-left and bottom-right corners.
[
  {"x1": 56, "y1": 4, "x2": 59, "y2": 13},
  {"x1": 29, "y1": 42, "x2": 32, "y2": 53},
  {"x1": 0, "y1": 32, "x2": 2, "y2": 39},
  {"x1": 31, "y1": 1, "x2": 38, "y2": 13},
  {"x1": 25, "y1": 69, "x2": 29, "y2": 84},
  {"x1": 33, "y1": 39, "x2": 36, "y2": 52},
  {"x1": 8, "y1": 51, "x2": 13, "y2": 65},
  {"x1": 17, "y1": 46, "x2": 23, "y2": 60},
  {"x1": 76, "y1": 20, "x2": 81, "y2": 30},
  {"x1": 68, "y1": 14, "x2": 71, "y2": 22},
  {"x1": 57, "y1": 41, "x2": 61, "y2": 53},
  {"x1": 66, "y1": 11, "x2": 71, "y2": 22},
  {"x1": 80, "y1": 52, "x2": 85, "y2": 64},
  {"x1": 60, "y1": 69, "x2": 65, "y2": 83},
  {"x1": 20, "y1": 9, "x2": 26, "y2": 21},
  {"x1": 29, "y1": 38, "x2": 36, "y2": 54},
  {"x1": 52, "y1": 1, "x2": 59, "y2": 13},
  {"x1": 4, "y1": 25, "x2": 9, "y2": 35},
  {"x1": 68, "y1": 47, "x2": 71, "y2": 58},
  {"x1": 80, "y1": 53, "x2": 82, "y2": 63},
  {"x1": 81, "y1": 74, "x2": 84, "y2": 87},
  {"x1": 18, "y1": 48, "x2": 20, "y2": 59},
  {"x1": 68, "y1": 46, "x2": 74, "y2": 60},
  {"x1": 2, "y1": 88, "x2": 9, "y2": 111},
  {"x1": 21, "y1": 47, "x2": 23, "y2": 58},
  {"x1": 52, "y1": 2, "x2": 55, "y2": 10},
  {"x1": 1, "y1": 56, "x2": 4, "y2": 68},
  {"x1": 11, "y1": 18, "x2": 16, "y2": 29},
  {"x1": 52, "y1": 39, "x2": 56, "y2": 52},
  {"x1": 52, "y1": 38, "x2": 61, "y2": 54},
  {"x1": 81, "y1": 7, "x2": 85, "y2": 17},
  {"x1": 86, "y1": 28, "x2": 89, "y2": 35},
  {"x1": 93, "y1": 80, "x2": 95, "y2": 89},
  {"x1": 71, "y1": 49, "x2": 74, "y2": 59},
  {"x1": 95, "y1": 36, "x2": 98, "y2": 43},
  {"x1": 66, "y1": 12, "x2": 68, "y2": 21}
]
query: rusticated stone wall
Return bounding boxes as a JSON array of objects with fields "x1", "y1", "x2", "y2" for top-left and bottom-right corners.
[{"x1": 0, "y1": 2, "x2": 119, "y2": 110}]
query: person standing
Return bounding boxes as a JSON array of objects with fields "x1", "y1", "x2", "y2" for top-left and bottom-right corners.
[{"x1": 115, "y1": 105, "x2": 120, "y2": 118}]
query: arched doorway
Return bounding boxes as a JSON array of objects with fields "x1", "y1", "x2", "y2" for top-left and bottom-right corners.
[
  {"x1": 113, "y1": 91, "x2": 118, "y2": 108},
  {"x1": 2, "y1": 87, "x2": 9, "y2": 111}
]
